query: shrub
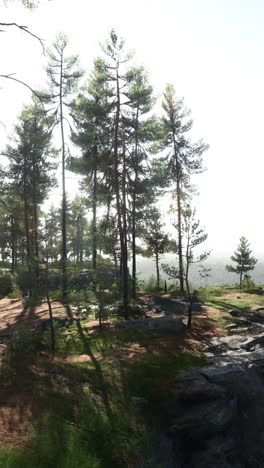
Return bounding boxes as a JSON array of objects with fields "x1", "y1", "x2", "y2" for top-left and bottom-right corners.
[
  {"x1": 8, "y1": 287, "x2": 22, "y2": 299},
  {"x1": 144, "y1": 275, "x2": 158, "y2": 292},
  {"x1": 9, "y1": 325, "x2": 40, "y2": 354},
  {"x1": 0, "y1": 273, "x2": 12, "y2": 296}
]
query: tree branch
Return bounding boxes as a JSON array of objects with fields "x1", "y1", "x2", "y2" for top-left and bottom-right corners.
[
  {"x1": 0, "y1": 22, "x2": 45, "y2": 53},
  {"x1": 0, "y1": 74, "x2": 44, "y2": 103}
]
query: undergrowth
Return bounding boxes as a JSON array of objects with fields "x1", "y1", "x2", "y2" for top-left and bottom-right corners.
[{"x1": 0, "y1": 318, "x2": 206, "y2": 467}]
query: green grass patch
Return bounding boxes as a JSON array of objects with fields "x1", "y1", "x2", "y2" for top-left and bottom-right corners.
[
  {"x1": 53, "y1": 324, "x2": 162, "y2": 357},
  {"x1": 0, "y1": 324, "x2": 206, "y2": 468}
]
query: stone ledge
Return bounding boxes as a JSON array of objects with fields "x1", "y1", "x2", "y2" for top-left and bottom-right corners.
[{"x1": 115, "y1": 316, "x2": 185, "y2": 333}]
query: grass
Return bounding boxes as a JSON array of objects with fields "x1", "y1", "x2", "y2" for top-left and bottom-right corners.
[
  {"x1": 197, "y1": 285, "x2": 264, "y2": 328},
  {"x1": 0, "y1": 315, "x2": 206, "y2": 468},
  {"x1": 2, "y1": 284, "x2": 263, "y2": 466}
]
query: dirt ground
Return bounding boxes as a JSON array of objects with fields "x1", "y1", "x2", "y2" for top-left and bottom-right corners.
[
  {"x1": 0, "y1": 298, "x2": 70, "y2": 337},
  {"x1": 0, "y1": 296, "x2": 226, "y2": 449}
]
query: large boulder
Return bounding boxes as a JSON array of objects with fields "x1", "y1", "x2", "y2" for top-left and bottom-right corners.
[
  {"x1": 115, "y1": 316, "x2": 185, "y2": 333},
  {"x1": 150, "y1": 296, "x2": 188, "y2": 314},
  {"x1": 166, "y1": 359, "x2": 264, "y2": 467}
]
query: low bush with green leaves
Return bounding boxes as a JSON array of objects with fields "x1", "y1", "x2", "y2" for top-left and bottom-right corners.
[
  {"x1": 0, "y1": 273, "x2": 13, "y2": 297},
  {"x1": 8, "y1": 287, "x2": 22, "y2": 299}
]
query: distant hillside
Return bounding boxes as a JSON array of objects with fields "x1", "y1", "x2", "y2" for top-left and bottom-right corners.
[{"x1": 133, "y1": 255, "x2": 264, "y2": 287}]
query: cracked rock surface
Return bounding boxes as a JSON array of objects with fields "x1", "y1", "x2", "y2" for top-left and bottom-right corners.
[{"x1": 141, "y1": 309, "x2": 264, "y2": 467}]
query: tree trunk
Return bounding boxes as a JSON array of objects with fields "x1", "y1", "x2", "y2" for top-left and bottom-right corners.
[
  {"x1": 156, "y1": 252, "x2": 160, "y2": 289},
  {"x1": 23, "y1": 157, "x2": 32, "y2": 297},
  {"x1": 173, "y1": 133, "x2": 184, "y2": 293},
  {"x1": 113, "y1": 64, "x2": 129, "y2": 319},
  {"x1": 92, "y1": 156, "x2": 97, "y2": 289},
  {"x1": 185, "y1": 233, "x2": 192, "y2": 328},
  {"x1": 240, "y1": 271, "x2": 243, "y2": 290},
  {"x1": 113, "y1": 248, "x2": 118, "y2": 274},
  {"x1": 60, "y1": 49, "x2": 68, "y2": 298},
  {"x1": 122, "y1": 145, "x2": 129, "y2": 318},
  {"x1": 131, "y1": 106, "x2": 139, "y2": 301},
  {"x1": 45, "y1": 256, "x2": 55, "y2": 355},
  {"x1": 11, "y1": 216, "x2": 15, "y2": 274},
  {"x1": 186, "y1": 276, "x2": 192, "y2": 329},
  {"x1": 32, "y1": 118, "x2": 39, "y2": 282}
]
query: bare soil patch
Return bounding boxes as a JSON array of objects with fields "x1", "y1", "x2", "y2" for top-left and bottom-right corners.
[{"x1": 0, "y1": 298, "x2": 69, "y2": 336}]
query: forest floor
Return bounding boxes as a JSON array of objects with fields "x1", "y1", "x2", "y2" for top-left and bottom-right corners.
[{"x1": 0, "y1": 287, "x2": 263, "y2": 467}]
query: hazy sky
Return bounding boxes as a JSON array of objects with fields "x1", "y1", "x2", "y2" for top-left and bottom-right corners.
[{"x1": 1, "y1": 0, "x2": 264, "y2": 257}]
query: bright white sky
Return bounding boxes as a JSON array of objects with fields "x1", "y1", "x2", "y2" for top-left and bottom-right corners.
[{"x1": 1, "y1": 0, "x2": 264, "y2": 258}]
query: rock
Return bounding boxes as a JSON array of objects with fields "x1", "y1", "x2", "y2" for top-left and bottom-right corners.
[
  {"x1": 36, "y1": 317, "x2": 75, "y2": 331},
  {"x1": 228, "y1": 309, "x2": 241, "y2": 317},
  {"x1": 166, "y1": 358, "x2": 264, "y2": 466},
  {"x1": 252, "y1": 307, "x2": 264, "y2": 312},
  {"x1": 131, "y1": 396, "x2": 149, "y2": 408},
  {"x1": 175, "y1": 372, "x2": 228, "y2": 402},
  {"x1": 150, "y1": 309, "x2": 264, "y2": 467},
  {"x1": 115, "y1": 316, "x2": 185, "y2": 333},
  {"x1": 242, "y1": 335, "x2": 264, "y2": 352},
  {"x1": 150, "y1": 296, "x2": 188, "y2": 314},
  {"x1": 170, "y1": 398, "x2": 236, "y2": 441}
]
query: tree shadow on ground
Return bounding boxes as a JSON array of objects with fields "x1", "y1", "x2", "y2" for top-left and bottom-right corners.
[
  {"x1": 0, "y1": 298, "x2": 72, "y2": 337},
  {"x1": 210, "y1": 299, "x2": 250, "y2": 312}
]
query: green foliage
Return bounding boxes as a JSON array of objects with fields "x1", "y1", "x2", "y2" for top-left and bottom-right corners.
[
  {"x1": 0, "y1": 273, "x2": 12, "y2": 296},
  {"x1": 226, "y1": 236, "x2": 258, "y2": 288},
  {"x1": 48, "y1": 289, "x2": 62, "y2": 300},
  {"x1": 8, "y1": 287, "x2": 22, "y2": 299},
  {"x1": 0, "y1": 324, "x2": 41, "y2": 385},
  {"x1": 4, "y1": 0, "x2": 39, "y2": 8},
  {"x1": 9, "y1": 325, "x2": 40, "y2": 354},
  {"x1": 144, "y1": 274, "x2": 161, "y2": 292}
]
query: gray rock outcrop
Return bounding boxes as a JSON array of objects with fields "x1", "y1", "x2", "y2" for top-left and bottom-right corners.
[
  {"x1": 150, "y1": 296, "x2": 189, "y2": 314},
  {"x1": 115, "y1": 316, "x2": 185, "y2": 333},
  {"x1": 141, "y1": 309, "x2": 264, "y2": 467},
  {"x1": 165, "y1": 317, "x2": 264, "y2": 467}
]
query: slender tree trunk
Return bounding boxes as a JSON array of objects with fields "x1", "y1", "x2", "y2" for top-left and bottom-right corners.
[
  {"x1": 76, "y1": 217, "x2": 81, "y2": 263},
  {"x1": 33, "y1": 194, "x2": 39, "y2": 279},
  {"x1": 23, "y1": 158, "x2": 32, "y2": 297},
  {"x1": 155, "y1": 252, "x2": 160, "y2": 289},
  {"x1": 173, "y1": 133, "x2": 184, "y2": 294},
  {"x1": 240, "y1": 271, "x2": 243, "y2": 290},
  {"x1": 45, "y1": 252, "x2": 55, "y2": 355},
  {"x1": 131, "y1": 106, "x2": 139, "y2": 301},
  {"x1": 113, "y1": 248, "x2": 118, "y2": 273},
  {"x1": 21, "y1": 238, "x2": 25, "y2": 266},
  {"x1": 186, "y1": 276, "x2": 192, "y2": 329},
  {"x1": 59, "y1": 49, "x2": 68, "y2": 298},
  {"x1": 122, "y1": 144, "x2": 129, "y2": 317},
  {"x1": 32, "y1": 119, "x2": 39, "y2": 281},
  {"x1": 185, "y1": 233, "x2": 192, "y2": 328},
  {"x1": 11, "y1": 216, "x2": 15, "y2": 274},
  {"x1": 14, "y1": 237, "x2": 17, "y2": 269},
  {"x1": 113, "y1": 64, "x2": 129, "y2": 319},
  {"x1": 92, "y1": 155, "x2": 98, "y2": 288}
]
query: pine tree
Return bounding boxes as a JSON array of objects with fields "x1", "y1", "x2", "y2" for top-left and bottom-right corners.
[
  {"x1": 4, "y1": 99, "x2": 56, "y2": 291},
  {"x1": 124, "y1": 66, "x2": 156, "y2": 299},
  {"x1": 43, "y1": 205, "x2": 61, "y2": 263},
  {"x1": 98, "y1": 29, "x2": 134, "y2": 318},
  {"x1": 68, "y1": 197, "x2": 89, "y2": 263},
  {"x1": 226, "y1": 236, "x2": 257, "y2": 289},
  {"x1": 42, "y1": 32, "x2": 83, "y2": 297},
  {"x1": 70, "y1": 57, "x2": 112, "y2": 282},
  {"x1": 142, "y1": 207, "x2": 171, "y2": 289},
  {"x1": 162, "y1": 204, "x2": 210, "y2": 328},
  {"x1": 161, "y1": 84, "x2": 208, "y2": 293}
]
